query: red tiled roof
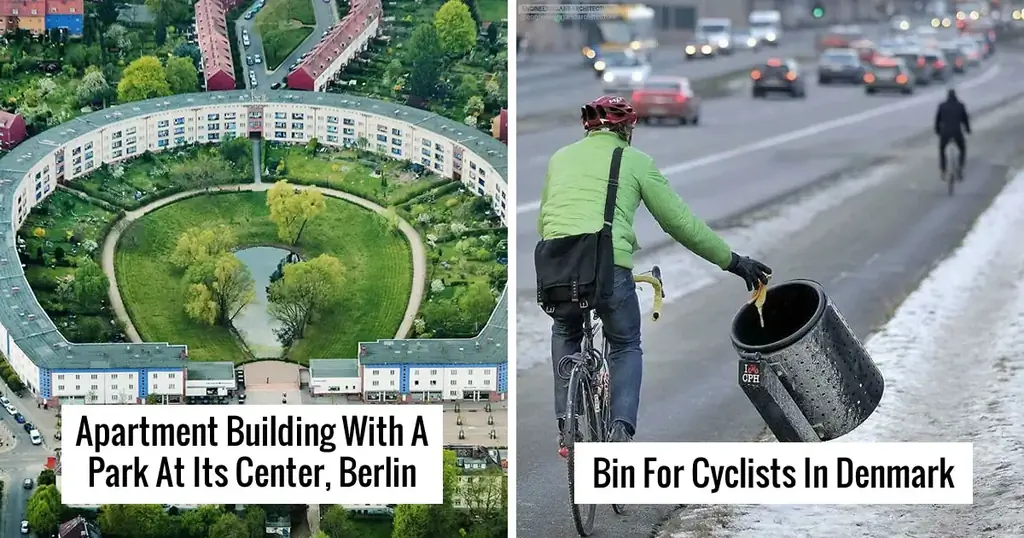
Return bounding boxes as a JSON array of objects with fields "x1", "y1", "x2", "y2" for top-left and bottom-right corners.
[
  {"x1": 291, "y1": 0, "x2": 381, "y2": 83},
  {"x1": 194, "y1": 0, "x2": 235, "y2": 86},
  {"x1": 0, "y1": 110, "x2": 18, "y2": 126}
]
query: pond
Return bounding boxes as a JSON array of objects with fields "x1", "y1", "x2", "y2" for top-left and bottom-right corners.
[{"x1": 233, "y1": 246, "x2": 296, "y2": 358}]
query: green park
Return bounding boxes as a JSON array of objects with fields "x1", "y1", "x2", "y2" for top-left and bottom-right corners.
[{"x1": 17, "y1": 136, "x2": 505, "y2": 365}]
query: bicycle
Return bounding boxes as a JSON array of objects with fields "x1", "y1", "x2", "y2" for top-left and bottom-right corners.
[
  {"x1": 945, "y1": 144, "x2": 962, "y2": 196},
  {"x1": 557, "y1": 266, "x2": 665, "y2": 537}
]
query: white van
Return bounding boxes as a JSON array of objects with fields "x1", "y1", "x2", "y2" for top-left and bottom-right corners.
[
  {"x1": 749, "y1": 10, "x2": 782, "y2": 46},
  {"x1": 29, "y1": 429, "x2": 42, "y2": 445},
  {"x1": 696, "y1": 18, "x2": 733, "y2": 54}
]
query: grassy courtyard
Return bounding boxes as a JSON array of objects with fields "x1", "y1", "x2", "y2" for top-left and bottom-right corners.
[
  {"x1": 264, "y1": 143, "x2": 448, "y2": 205},
  {"x1": 255, "y1": 0, "x2": 316, "y2": 69},
  {"x1": 114, "y1": 191, "x2": 413, "y2": 363}
]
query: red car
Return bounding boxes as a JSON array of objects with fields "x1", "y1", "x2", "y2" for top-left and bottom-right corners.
[{"x1": 631, "y1": 77, "x2": 701, "y2": 125}]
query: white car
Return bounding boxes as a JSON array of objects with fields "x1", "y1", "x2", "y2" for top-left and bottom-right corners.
[
  {"x1": 30, "y1": 429, "x2": 42, "y2": 445},
  {"x1": 0, "y1": 395, "x2": 10, "y2": 406},
  {"x1": 599, "y1": 51, "x2": 652, "y2": 91},
  {"x1": 4, "y1": 402, "x2": 16, "y2": 415},
  {"x1": 254, "y1": 54, "x2": 262, "y2": 64},
  {"x1": 21, "y1": 520, "x2": 29, "y2": 534},
  {"x1": 243, "y1": 36, "x2": 251, "y2": 47}
]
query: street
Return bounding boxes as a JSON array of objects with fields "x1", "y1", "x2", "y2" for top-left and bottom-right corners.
[
  {"x1": 234, "y1": 0, "x2": 340, "y2": 89},
  {"x1": 0, "y1": 380, "x2": 59, "y2": 538},
  {"x1": 515, "y1": 51, "x2": 1024, "y2": 537}
]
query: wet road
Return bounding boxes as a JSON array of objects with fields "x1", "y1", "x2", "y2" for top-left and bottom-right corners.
[{"x1": 515, "y1": 53, "x2": 1024, "y2": 538}]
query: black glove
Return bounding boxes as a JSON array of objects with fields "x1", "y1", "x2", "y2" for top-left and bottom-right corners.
[{"x1": 725, "y1": 252, "x2": 772, "y2": 291}]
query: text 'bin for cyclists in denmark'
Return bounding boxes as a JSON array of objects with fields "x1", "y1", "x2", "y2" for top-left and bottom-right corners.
[{"x1": 730, "y1": 279, "x2": 884, "y2": 441}]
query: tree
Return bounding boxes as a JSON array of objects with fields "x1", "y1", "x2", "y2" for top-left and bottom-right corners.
[
  {"x1": 169, "y1": 225, "x2": 236, "y2": 268},
  {"x1": 422, "y1": 299, "x2": 476, "y2": 337},
  {"x1": 312, "y1": 531, "x2": 330, "y2": 538},
  {"x1": 243, "y1": 505, "x2": 266, "y2": 538},
  {"x1": 77, "y1": 66, "x2": 112, "y2": 107},
  {"x1": 268, "y1": 254, "x2": 345, "y2": 342},
  {"x1": 434, "y1": 0, "x2": 477, "y2": 58},
  {"x1": 306, "y1": 137, "x2": 319, "y2": 155},
  {"x1": 26, "y1": 484, "x2": 61, "y2": 535},
  {"x1": 73, "y1": 257, "x2": 109, "y2": 306},
  {"x1": 266, "y1": 181, "x2": 326, "y2": 246},
  {"x1": 117, "y1": 56, "x2": 172, "y2": 103},
  {"x1": 381, "y1": 206, "x2": 400, "y2": 235},
  {"x1": 183, "y1": 253, "x2": 255, "y2": 326},
  {"x1": 209, "y1": 513, "x2": 248, "y2": 538},
  {"x1": 392, "y1": 451, "x2": 461, "y2": 538},
  {"x1": 170, "y1": 152, "x2": 234, "y2": 190},
  {"x1": 405, "y1": 24, "x2": 444, "y2": 101},
  {"x1": 458, "y1": 281, "x2": 495, "y2": 326},
  {"x1": 178, "y1": 504, "x2": 225, "y2": 538},
  {"x1": 98, "y1": 504, "x2": 172, "y2": 538},
  {"x1": 165, "y1": 55, "x2": 198, "y2": 94},
  {"x1": 173, "y1": 42, "x2": 202, "y2": 69},
  {"x1": 104, "y1": 24, "x2": 131, "y2": 52},
  {"x1": 144, "y1": 0, "x2": 192, "y2": 24},
  {"x1": 37, "y1": 469, "x2": 56, "y2": 486},
  {"x1": 219, "y1": 135, "x2": 251, "y2": 167},
  {"x1": 460, "y1": 467, "x2": 506, "y2": 521},
  {"x1": 95, "y1": 0, "x2": 124, "y2": 25},
  {"x1": 320, "y1": 505, "x2": 352, "y2": 537}
]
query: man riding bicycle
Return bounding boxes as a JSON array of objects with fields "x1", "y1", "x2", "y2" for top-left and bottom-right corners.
[
  {"x1": 935, "y1": 88, "x2": 971, "y2": 179},
  {"x1": 535, "y1": 95, "x2": 772, "y2": 455}
]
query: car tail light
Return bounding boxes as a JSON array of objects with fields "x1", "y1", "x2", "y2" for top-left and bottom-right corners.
[
  {"x1": 896, "y1": 74, "x2": 908, "y2": 84},
  {"x1": 863, "y1": 73, "x2": 876, "y2": 83},
  {"x1": 917, "y1": 57, "x2": 925, "y2": 66},
  {"x1": 934, "y1": 59, "x2": 945, "y2": 68},
  {"x1": 751, "y1": 69, "x2": 762, "y2": 80},
  {"x1": 631, "y1": 91, "x2": 644, "y2": 102},
  {"x1": 956, "y1": 57, "x2": 963, "y2": 66},
  {"x1": 675, "y1": 94, "x2": 687, "y2": 103},
  {"x1": 784, "y1": 72, "x2": 797, "y2": 81}
]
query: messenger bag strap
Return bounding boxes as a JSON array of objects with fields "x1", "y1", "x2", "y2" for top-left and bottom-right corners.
[{"x1": 603, "y1": 147, "x2": 624, "y2": 232}]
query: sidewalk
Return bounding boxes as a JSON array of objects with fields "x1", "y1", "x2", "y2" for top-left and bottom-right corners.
[{"x1": 0, "y1": 375, "x2": 60, "y2": 450}]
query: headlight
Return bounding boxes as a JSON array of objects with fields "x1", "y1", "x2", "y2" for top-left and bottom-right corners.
[
  {"x1": 900, "y1": 20, "x2": 910, "y2": 30},
  {"x1": 765, "y1": 32, "x2": 776, "y2": 41},
  {"x1": 593, "y1": 60, "x2": 606, "y2": 71},
  {"x1": 718, "y1": 38, "x2": 730, "y2": 47},
  {"x1": 747, "y1": 37, "x2": 757, "y2": 47},
  {"x1": 583, "y1": 47, "x2": 595, "y2": 59},
  {"x1": 930, "y1": 18, "x2": 940, "y2": 27},
  {"x1": 603, "y1": 72, "x2": 614, "y2": 82},
  {"x1": 631, "y1": 71, "x2": 643, "y2": 82},
  {"x1": 630, "y1": 40, "x2": 641, "y2": 50},
  {"x1": 685, "y1": 45, "x2": 696, "y2": 54},
  {"x1": 701, "y1": 45, "x2": 712, "y2": 54}
]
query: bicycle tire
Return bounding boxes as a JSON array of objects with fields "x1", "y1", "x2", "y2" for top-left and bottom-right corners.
[
  {"x1": 565, "y1": 365, "x2": 600, "y2": 536},
  {"x1": 599, "y1": 338, "x2": 626, "y2": 515}
]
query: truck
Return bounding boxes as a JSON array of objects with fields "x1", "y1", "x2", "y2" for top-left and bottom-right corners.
[
  {"x1": 696, "y1": 17, "x2": 734, "y2": 55},
  {"x1": 749, "y1": 10, "x2": 783, "y2": 46},
  {"x1": 581, "y1": 4, "x2": 657, "y2": 64}
]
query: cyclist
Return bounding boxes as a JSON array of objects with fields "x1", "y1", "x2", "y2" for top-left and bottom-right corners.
[
  {"x1": 935, "y1": 88, "x2": 971, "y2": 180},
  {"x1": 537, "y1": 95, "x2": 772, "y2": 455}
]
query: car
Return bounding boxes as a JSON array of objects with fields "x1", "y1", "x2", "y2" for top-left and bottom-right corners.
[
  {"x1": 955, "y1": 38, "x2": 984, "y2": 66},
  {"x1": 863, "y1": 57, "x2": 915, "y2": 95},
  {"x1": 14, "y1": 412, "x2": 25, "y2": 423},
  {"x1": 599, "y1": 51, "x2": 651, "y2": 91},
  {"x1": 30, "y1": 429, "x2": 42, "y2": 445},
  {"x1": 23, "y1": 422, "x2": 33, "y2": 433},
  {"x1": 23, "y1": 478, "x2": 33, "y2": 489},
  {"x1": 243, "y1": 36, "x2": 250, "y2": 47},
  {"x1": 0, "y1": 395, "x2": 10, "y2": 406},
  {"x1": 21, "y1": 520, "x2": 29, "y2": 534},
  {"x1": 631, "y1": 77, "x2": 701, "y2": 125},
  {"x1": 817, "y1": 48, "x2": 864, "y2": 84},
  {"x1": 731, "y1": 28, "x2": 759, "y2": 51},
  {"x1": 923, "y1": 49, "x2": 951, "y2": 81},
  {"x1": 244, "y1": 11, "x2": 252, "y2": 19},
  {"x1": 246, "y1": 55, "x2": 254, "y2": 66},
  {"x1": 254, "y1": 54, "x2": 262, "y2": 64},
  {"x1": 271, "y1": 82, "x2": 281, "y2": 89},
  {"x1": 817, "y1": 25, "x2": 863, "y2": 51},
  {"x1": 889, "y1": 48, "x2": 934, "y2": 85},
  {"x1": 751, "y1": 58, "x2": 807, "y2": 98},
  {"x1": 684, "y1": 40, "x2": 716, "y2": 60},
  {"x1": 938, "y1": 42, "x2": 968, "y2": 73},
  {"x1": 3, "y1": 402, "x2": 15, "y2": 415}
]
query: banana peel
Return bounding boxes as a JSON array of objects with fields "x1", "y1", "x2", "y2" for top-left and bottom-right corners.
[{"x1": 748, "y1": 277, "x2": 771, "y2": 328}]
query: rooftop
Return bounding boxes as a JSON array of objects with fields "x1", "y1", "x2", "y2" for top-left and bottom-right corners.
[
  {"x1": 294, "y1": 0, "x2": 381, "y2": 81},
  {"x1": 195, "y1": 0, "x2": 234, "y2": 78},
  {"x1": 0, "y1": 90, "x2": 505, "y2": 371},
  {"x1": 359, "y1": 289, "x2": 507, "y2": 365},
  {"x1": 185, "y1": 361, "x2": 235, "y2": 381},
  {"x1": 309, "y1": 358, "x2": 359, "y2": 378}
]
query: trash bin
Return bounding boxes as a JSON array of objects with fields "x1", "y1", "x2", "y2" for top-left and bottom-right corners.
[{"x1": 730, "y1": 279, "x2": 884, "y2": 441}]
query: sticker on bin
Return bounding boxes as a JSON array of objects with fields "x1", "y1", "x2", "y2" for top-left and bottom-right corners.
[{"x1": 739, "y1": 362, "x2": 761, "y2": 386}]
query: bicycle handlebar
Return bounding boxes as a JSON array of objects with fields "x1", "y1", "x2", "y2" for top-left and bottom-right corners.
[{"x1": 634, "y1": 265, "x2": 664, "y2": 321}]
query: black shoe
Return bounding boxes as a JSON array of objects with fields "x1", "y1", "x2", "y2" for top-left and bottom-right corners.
[{"x1": 608, "y1": 421, "x2": 633, "y2": 442}]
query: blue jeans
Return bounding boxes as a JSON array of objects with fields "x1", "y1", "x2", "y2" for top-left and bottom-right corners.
[{"x1": 551, "y1": 266, "x2": 643, "y2": 435}]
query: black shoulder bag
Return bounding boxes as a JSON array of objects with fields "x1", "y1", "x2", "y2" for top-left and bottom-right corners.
[{"x1": 534, "y1": 147, "x2": 623, "y2": 319}]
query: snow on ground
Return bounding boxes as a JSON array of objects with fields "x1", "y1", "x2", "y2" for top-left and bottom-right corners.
[
  {"x1": 665, "y1": 169, "x2": 1024, "y2": 538},
  {"x1": 516, "y1": 163, "x2": 899, "y2": 370}
]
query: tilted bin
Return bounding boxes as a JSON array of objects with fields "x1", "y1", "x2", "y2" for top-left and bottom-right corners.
[{"x1": 730, "y1": 279, "x2": 884, "y2": 441}]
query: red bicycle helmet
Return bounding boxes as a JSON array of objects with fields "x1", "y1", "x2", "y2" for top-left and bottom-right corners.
[{"x1": 581, "y1": 95, "x2": 637, "y2": 131}]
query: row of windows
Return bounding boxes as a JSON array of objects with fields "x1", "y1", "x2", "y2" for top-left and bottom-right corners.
[
  {"x1": 368, "y1": 379, "x2": 492, "y2": 387},
  {"x1": 8, "y1": 7, "x2": 79, "y2": 14},
  {"x1": 57, "y1": 372, "x2": 177, "y2": 380},
  {"x1": 57, "y1": 383, "x2": 135, "y2": 392},
  {"x1": 368, "y1": 368, "x2": 493, "y2": 376}
]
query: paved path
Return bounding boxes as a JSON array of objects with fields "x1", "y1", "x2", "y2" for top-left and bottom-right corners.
[{"x1": 100, "y1": 182, "x2": 427, "y2": 345}]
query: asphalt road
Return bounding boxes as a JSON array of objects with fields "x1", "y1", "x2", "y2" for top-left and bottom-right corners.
[
  {"x1": 235, "y1": 0, "x2": 339, "y2": 89},
  {"x1": 515, "y1": 53, "x2": 1024, "y2": 537},
  {"x1": 0, "y1": 415, "x2": 52, "y2": 537},
  {"x1": 516, "y1": 26, "x2": 892, "y2": 119}
]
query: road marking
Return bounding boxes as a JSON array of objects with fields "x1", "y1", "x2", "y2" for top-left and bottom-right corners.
[{"x1": 517, "y1": 64, "x2": 1003, "y2": 214}]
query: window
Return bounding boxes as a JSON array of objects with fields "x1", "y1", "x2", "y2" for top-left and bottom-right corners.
[
  {"x1": 275, "y1": 112, "x2": 287, "y2": 119},
  {"x1": 175, "y1": 137, "x2": 186, "y2": 145},
  {"x1": 391, "y1": 148, "x2": 401, "y2": 156},
  {"x1": 72, "y1": 147, "x2": 81, "y2": 155},
  {"x1": 450, "y1": 390, "x2": 458, "y2": 396},
  {"x1": 169, "y1": 383, "x2": 176, "y2": 389},
  {"x1": 158, "y1": 129, "x2": 169, "y2": 137},
  {"x1": 343, "y1": 128, "x2": 355, "y2": 135},
  {"x1": 226, "y1": 122, "x2": 237, "y2": 130},
  {"x1": 208, "y1": 133, "x2": 220, "y2": 141},
  {"x1": 291, "y1": 132, "x2": 304, "y2": 139},
  {"x1": 391, "y1": 127, "x2": 402, "y2": 136},
  {"x1": 57, "y1": 375, "x2": 64, "y2": 380},
  {"x1": 392, "y1": 138, "x2": 402, "y2": 146},
  {"x1": 158, "y1": 120, "x2": 169, "y2": 128},
  {"x1": 275, "y1": 131, "x2": 286, "y2": 138},
  {"x1": 208, "y1": 123, "x2": 219, "y2": 131},
  {"x1": 376, "y1": 134, "x2": 387, "y2": 142},
  {"x1": 292, "y1": 122, "x2": 304, "y2": 130},
  {"x1": 422, "y1": 148, "x2": 431, "y2": 157},
  {"x1": 421, "y1": 157, "x2": 430, "y2": 166},
  {"x1": 127, "y1": 136, "x2": 137, "y2": 144},
  {"x1": 224, "y1": 113, "x2": 237, "y2": 120},
  {"x1": 292, "y1": 113, "x2": 304, "y2": 120},
  {"x1": 372, "y1": 380, "x2": 380, "y2": 386},
  {"x1": 112, "y1": 374, "x2": 118, "y2": 379},
  {"x1": 275, "y1": 121, "x2": 287, "y2": 129},
  {"x1": 377, "y1": 144, "x2": 386, "y2": 152},
  {"x1": 91, "y1": 374, "x2": 98, "y2": 379},
  {"x1": 430, "y1": 380, "x2": 438, "y2": 386},
  {"x1": 326, "y1": 126, "x2": 338, "y2": 133},
  {"x1": 484, "y1": 369, "x2": 491, "y2": 374},
  {"x1": 91, "y1": 385, "x2": 98, "y2": 390},
  {"x1": 343, "y1": 118, "x2": 355, "y2": 125},
  {"x1": 467, "y1": 380, "x2": 473, "y2": 386},
  {"x1": 111, "y1": 384, "x2": 118, "y2": 390},
  {"x1": 153, "y1": 384, "x2": 158, "y2": 389},
  {"x1": 58, "y1": 384, "x2": 64, "y2": 391},
  {"x1": 327, "y1": 116, "x2": 338, "y2": 124},
  {"x1": 174, "y1": 117, "x2": 185, "y2": 125},
  {"x1": 174, "y1": 127, "x2": 185, "y2": 135},
  {"x1": 390, "y1": 380, "x2": 396, "y2": 386},
  {"x1": 450, "y1": 380, "x2": 457, "y2": 385},
  {"x1": 112, "y1": 131, "x2": 122, "y2": 139},
  {"x1": 422, "y1": 139, "x2": 431, "y2": 147},
  {"x1": 372, "y1": 370, "x2": 379, "y2": 375},
  {"x1": 111, "y1": 141, "x2": 122, "y2": 149},
  {"x1": 207, "y1": 113, "x2": 220, "y2": 121},
  {"x1": 484, "y1": 380, "x2": 491, "y2": 385},
  {"x1": 85, "y1": 151, "x2": 94, "y2": 160},
  {"x1": 112, "y1": 150, "x2": 122, "y2": 158},
  {"x1": 168, "y1": 373, "x2": 176, "y2": 379},
  {"x1": 129, "y1": 384, "x2": 134, "y2": 389},
  {"x1": 377, "y1": 124, "x2": 388, "y2": 133},
  {"x1": 390, "y1": 370, "x2": 396, "y2": 375},
  {"x1": 430, "y1": 369, "x2": 438, "y2": 375},
  {"x1": 326, "y1": 135, "x2": 338, "y2": 142}
]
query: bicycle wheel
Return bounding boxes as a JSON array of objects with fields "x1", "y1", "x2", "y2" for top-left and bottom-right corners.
[
  {"x1": 565, "y1": 365, "x2": 600, "y2": 536},
  {"x1": 600, "y1": 339, "x2": 626, "y2": 515}
]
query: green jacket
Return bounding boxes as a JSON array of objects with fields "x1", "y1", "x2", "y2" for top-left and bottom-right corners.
[{"x1": 538, "y1": 131, "x2": 733, "y2": 270}]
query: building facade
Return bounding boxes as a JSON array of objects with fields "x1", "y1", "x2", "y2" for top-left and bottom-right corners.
[
  {"x1": 0, "y1": 111, "x2": 27, "y2": 150},
  {"x1": 0, "y1": 0, "x2": 83, "y2": 36},
  {"x1": 287, "y1": 0, "x2": 382, "y2": 91},
  {"x1": 0, "y1": 90, "x2": 506, "y2": 403}
]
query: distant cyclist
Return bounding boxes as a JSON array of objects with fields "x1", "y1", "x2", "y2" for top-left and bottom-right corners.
[
  {"x1": 536, "y1": 95, "x2": 772, "y2": 455},
  {"x1": 935, "y1": 88, "x2": 971, "y2": 179}
]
